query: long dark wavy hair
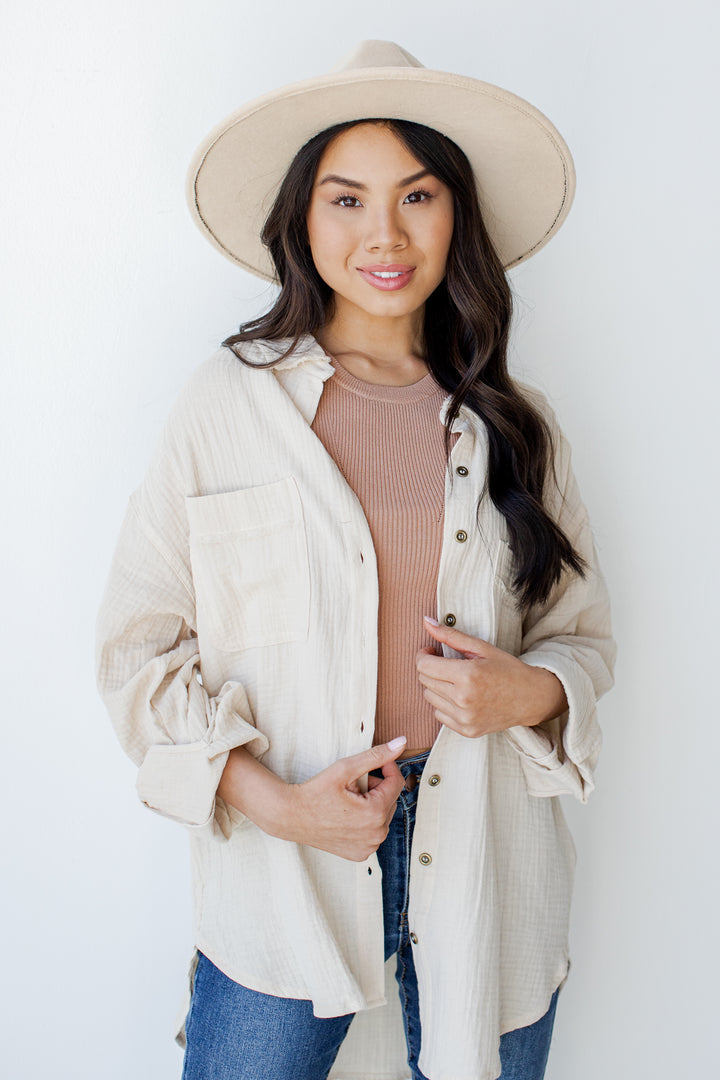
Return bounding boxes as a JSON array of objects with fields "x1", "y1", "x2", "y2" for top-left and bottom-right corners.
[{"x1": 223, "y1": 118, "x2": 585, "y2": 610}]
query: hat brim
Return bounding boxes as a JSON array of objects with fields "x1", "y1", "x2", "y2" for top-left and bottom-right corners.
[{"x1": 187, "y1": 66, "x2": 575, "y2": 279}]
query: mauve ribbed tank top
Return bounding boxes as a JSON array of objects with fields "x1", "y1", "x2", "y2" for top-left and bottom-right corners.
[{"x1": 311, "y1": 358, "x2": 458, "y2": 750}]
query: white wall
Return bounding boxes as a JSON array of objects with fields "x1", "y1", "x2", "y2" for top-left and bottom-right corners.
[{"x1": 3, "y1": 1, "x2": 717, "y2": 1076}]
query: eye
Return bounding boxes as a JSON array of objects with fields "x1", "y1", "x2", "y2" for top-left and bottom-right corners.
[
  {"x1": 404, "y1": 189, "x2": 434, "y2": 203},
  {"x1": 330, "y1": 188, "x2": 435, "y2": 209},
  {"x1": 331, "y1": 192, "x2": 362, "y2": 208}
]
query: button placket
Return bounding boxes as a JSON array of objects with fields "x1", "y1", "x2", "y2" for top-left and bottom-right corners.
[{"x1": 442, "y1": 436, "x2": 475, "y2": 637}]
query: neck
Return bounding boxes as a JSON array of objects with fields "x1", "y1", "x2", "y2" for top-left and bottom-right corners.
[{"x1": 314, "y1": 307, "x2": 428, "y2": 387}]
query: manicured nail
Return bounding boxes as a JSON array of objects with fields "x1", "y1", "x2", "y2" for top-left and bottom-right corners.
[
  {"x1": 424, "y1": 616, "x2": 440, "y2": 626},
  {"x1": 388, "y1": 736, "x2": 407, "y2": 751}
]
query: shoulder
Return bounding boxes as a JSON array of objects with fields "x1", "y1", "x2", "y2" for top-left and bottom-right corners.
[
  {"x1": 182, "y1": 341, "x2": 278, "y2": 394},
  {"x1": 167, "y1": 342, "x2": 282, "y2": 427},
  {"x1": 513, "y1": 377, "x2": 570, "y2": 450},
  {"x1": 513, "y1": 378, "x2": 562, "y2": 433},
  {"x1": 511, "y1": 378, "x2": 576, "y2": 499}
]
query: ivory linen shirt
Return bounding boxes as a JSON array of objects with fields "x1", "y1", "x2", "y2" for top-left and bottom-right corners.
[{"x1": 95, "y1": 333, "x2": 616, "y2": 1080}]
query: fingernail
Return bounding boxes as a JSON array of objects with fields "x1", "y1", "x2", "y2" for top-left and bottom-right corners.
[
  {"x1": 388, "y1": 736, "x2": 407, "y2": 751},
  {"x1": 424, "y1": 616, "x2": 440, "y2": 627}
]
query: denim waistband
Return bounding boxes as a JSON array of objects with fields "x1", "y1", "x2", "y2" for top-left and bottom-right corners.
[{"x1": 369, "y1": 749, "x2": 431, "y2": 780}]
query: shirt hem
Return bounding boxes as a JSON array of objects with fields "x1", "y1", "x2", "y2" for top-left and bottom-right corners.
[
  {"x1": 193, "y1": 937, "x2": 387, "y2": 1017},
  {"x1": 498, "y1": 958, "x2": 570, "y2": 1037}
]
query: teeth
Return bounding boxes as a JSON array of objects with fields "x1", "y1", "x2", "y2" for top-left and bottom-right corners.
[{"x1": 370, "y1": 271, "x2": 405, "y2": 278}]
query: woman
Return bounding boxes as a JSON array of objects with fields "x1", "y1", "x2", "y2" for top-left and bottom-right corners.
[{"x1": 96, "y1": 40, "x2": 615, "y2": 1080}]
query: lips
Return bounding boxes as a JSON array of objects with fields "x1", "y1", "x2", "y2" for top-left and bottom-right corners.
[{"x1": 357, "y1": 264, "x2": 416, "y2": 291}]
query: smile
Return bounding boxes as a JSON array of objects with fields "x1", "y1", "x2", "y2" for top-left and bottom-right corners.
[{"x1": 357, "y1": 267, "x2": 416, "y2": 291}]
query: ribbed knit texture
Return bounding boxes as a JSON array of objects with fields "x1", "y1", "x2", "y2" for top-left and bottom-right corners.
[{"x1": 311, "y1": 358, "x2": 458, "y2": 750}]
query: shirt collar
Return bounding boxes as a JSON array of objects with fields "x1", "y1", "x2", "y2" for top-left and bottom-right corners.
[
  {"x1": 439, "y1": 396, "x2": 474, "y2": 434},
  {"x1": 253, "y1": 332, "x2": 477, "y2": 433},
  {"x1": 256, "y1": 334, "x2": 335, "y2": 376}
]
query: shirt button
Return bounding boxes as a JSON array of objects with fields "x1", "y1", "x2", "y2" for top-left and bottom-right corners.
[
  {"x1": 456, "y1": 465, "x2": 469, "y2": 476},
  {"x1": 455, "y1": 530, "x2": 468, "y2": 543},
  {"x1": 419, "y1": 852, "x2": 432, "y2": 866},
  {"x1": 428, "y1": 774, "x2": 441, "y2": 786},
  {"x1": 444, "y1": 613, "x2": 456, "y2": 627},
  {"x1": 410, "y1": 933, "x2": 418, "y2": 944}
]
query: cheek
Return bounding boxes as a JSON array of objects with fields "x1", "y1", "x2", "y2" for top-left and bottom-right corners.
[
  {"x1": 436, "y1": 214, "x2": 455, "y2": 262},
  {"x1": 307, "y1": 217, "x2": 352, "y2": 277},
  {"x1": 436, "y1": 198, "x2": 455, "y2": 248},
  {"x1": 425, "y1": 225, "x2": 454, "y2": 281}
]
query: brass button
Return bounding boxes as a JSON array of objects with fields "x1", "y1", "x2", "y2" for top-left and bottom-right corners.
[
  {"x1": 428, "y1": 774, "x2": 441, "y2": 787},
  {"x1": 456, "y1": 465, "x2": 468, "y2": 476},
  {"x1": 410, "y1": 933, "x2": 418, "y2": 944},
  {"x1": 444, "y1": 613, "x2": 456, "y2": 627},
  {"x1": 419, "y1": 852, "x2": 432, "y2": 866},
  {"x1": 455, "y1": 530, "x2": 468, "y2": 543}
]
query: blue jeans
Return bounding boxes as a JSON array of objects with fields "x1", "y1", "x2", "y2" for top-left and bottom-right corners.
[{"x1": 182, "y1": 752, "x2": 559, "y2": 1080}]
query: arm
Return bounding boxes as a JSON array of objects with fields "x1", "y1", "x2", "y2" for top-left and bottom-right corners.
[
  {"x1": 97, "y1": 383, "x2": 412, "y2": 857},
  {"x1": 502, "y1": 433, "x2": 616, "y2": 801},
  {"x1": 415, "y1": 418, "x2": 615, "y2": 803},
  {"x1": 218, "y1": 740, "x2": 408, "y2": 861},
  {"x1": 95, "y1": 493, "x2": 269, "y2": 841},
  {"x1": 96, "y1": 494, "x2": 408, "y2": 851}
]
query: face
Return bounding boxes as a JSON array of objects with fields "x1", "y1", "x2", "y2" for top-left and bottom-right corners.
[{"x1": 305, "y1": 123, "x2": 455, "y2": 324}]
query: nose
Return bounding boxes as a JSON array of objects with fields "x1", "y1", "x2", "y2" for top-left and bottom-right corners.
[{"x1": 363, "y1": 203, "x2": 408, "y2": 254}]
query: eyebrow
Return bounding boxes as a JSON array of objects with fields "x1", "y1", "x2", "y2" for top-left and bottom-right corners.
[{"x1": 316, "y1": 168, "x2": 433, "y2": 191}]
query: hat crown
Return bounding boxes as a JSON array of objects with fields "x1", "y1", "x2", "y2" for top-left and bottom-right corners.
[
  {"x1": 188, "y1": 40, "x2": 576, "y2": 276},
  {"x1": 329, "y1": 39, "x2": 424, "y2": 74}
]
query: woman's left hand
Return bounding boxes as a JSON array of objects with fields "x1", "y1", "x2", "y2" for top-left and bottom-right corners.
[{"x1": 415, "y1": 616, "x2": 568, "y2": 738}]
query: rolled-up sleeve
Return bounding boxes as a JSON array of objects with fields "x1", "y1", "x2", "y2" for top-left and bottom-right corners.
[
  {"x1": 95, "y1": 490, "x2": 269, "y2": 842},
  {"x1": 503, "y1": 415, "x2": 616, "y2": 802}
]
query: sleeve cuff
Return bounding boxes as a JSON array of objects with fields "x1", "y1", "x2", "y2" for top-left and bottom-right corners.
[
  {"x1": 503, "y1": 652, "x2": 601, "y2": 803},
  {"x1": 136, "y1": 722, "x2": 269, "y2": 831}
]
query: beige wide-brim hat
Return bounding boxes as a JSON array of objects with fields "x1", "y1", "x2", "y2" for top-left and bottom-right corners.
[{"x1": 187, "y1": 40, "x2": 575, "y2": 280}]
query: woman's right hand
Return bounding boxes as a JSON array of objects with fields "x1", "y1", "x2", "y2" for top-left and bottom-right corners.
[
  {"x1": 218, "y1": 738, "x2": 408, "y2": 862},
  {"x1": 282, "y1": 738, "x2": 408, "y2": 861}
]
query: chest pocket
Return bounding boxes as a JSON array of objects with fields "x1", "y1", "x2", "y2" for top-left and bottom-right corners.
[{"x1": 185, "y1": 476, "x2": 310, "y2": 653}]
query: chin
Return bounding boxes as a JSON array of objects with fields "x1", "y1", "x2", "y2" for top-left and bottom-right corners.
[{"x1": 349, "y1": 288, "x2": 427, "y2": 318}]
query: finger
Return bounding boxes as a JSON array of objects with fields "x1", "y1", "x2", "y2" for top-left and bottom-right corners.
[
  {"x1": 432, "y1": 708, "x2": 460, "y2": 732},
  {"x1": 336, "y1": 737, "x2": 407, "y2": 785},
  {"x1": 366, "y1": 762, "x2": 405, "y2": 811},
  {"x1": 423, "y1": 616, "x2": 501, "y2": 658},
  {"x1": 368, "y1": 761, "x2": 405, "y2": 803},
  {"x1": 417, "y1": 674, "x2": 459, "y2": 707},
  {"x1": 378, "y1": 788, "x2": 403, "y2": 831},
  {"x1": 416, "y1": 652, "x2": 479, "y2": 681},
  {"x1": 382, "y1": 799, "x2": 399, "y2": 831},
  {"x1": 422, "y1": 686, "x2": 463, "y2": 723}
]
